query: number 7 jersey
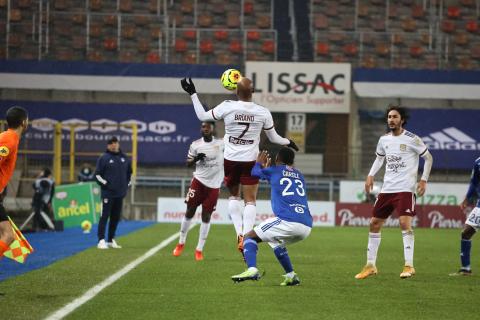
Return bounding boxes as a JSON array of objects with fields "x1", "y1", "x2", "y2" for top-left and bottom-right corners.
[
  {"x1": 211, "y1": 100, "x2": 275, "y2": 161},
  {"x1": 252, "y1": 163, "x2": 313, "y2": 227}
]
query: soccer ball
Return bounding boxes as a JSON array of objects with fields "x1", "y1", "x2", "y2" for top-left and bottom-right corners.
[
  {"x1": 81, "y1": 220, "x2": 92, "y2": 233},
  {"x1": 221, "y1": 68, "x2": 242, "y2": 91}
]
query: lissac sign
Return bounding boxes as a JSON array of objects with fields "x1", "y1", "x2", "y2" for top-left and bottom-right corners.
[{"x1": 246, "y1": 61, "x2": 351, "y2": 113}]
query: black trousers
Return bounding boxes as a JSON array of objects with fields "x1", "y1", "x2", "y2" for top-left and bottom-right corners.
[
  {"x1": 98, "y1": 197, "x2": 123, "y2": 242},
  {"x1": 32, "y1": 201, "x2": 52, "y2": 230}
]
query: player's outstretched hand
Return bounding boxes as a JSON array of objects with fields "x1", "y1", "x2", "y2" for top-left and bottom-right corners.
[
  {"x1": 194, "y1": 153, "x2": 206, "y2": 162},
  {"x1": 287, "y1": 139, "x2": 299, "y2": 151},
  {"x1": 181, "y1": 77, "x2": 196, "y2": 95},
  {"x1": 365, "y1": 176, "x2": 374, "y2": 194},
  {"x1": 257, "y1": 150, "x2": 270, "y2": 168},
  {"x1": 416, "y1": 180, "x2": 427, "y2": 197}
]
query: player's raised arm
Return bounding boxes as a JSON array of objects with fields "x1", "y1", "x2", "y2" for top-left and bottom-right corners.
[
  {"x1": 263, "y1": 112, "x2": 299, "y2": 151},
  {"x1": 180, "y1": 78, "x2": 216, "y2": 122}
]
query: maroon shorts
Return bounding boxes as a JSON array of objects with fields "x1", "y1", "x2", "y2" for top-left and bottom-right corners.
[
  {"x1": 185, "y1": 178, "x2": 220, "y2": 213},
  {"x1": 223, "y1": 159, "x2": 259, "y2": 188},
  {"x1": 373, "y1": 192, "x2": 416, "y2": 219}
]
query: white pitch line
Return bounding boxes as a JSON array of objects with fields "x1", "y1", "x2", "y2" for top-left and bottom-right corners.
[{"x1": 45, "y1": 223, "x2": 198, "y2": 320}]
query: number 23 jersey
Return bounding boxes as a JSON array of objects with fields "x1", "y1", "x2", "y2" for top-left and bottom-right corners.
[
  {"x1": 253, "y1": 163, "x2": 312, "y2": 227},
  {"x1": 212, "y1": 100, "x2": 274, "y2": 161}
]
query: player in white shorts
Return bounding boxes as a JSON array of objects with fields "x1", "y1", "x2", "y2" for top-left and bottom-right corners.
[
  {"x1": 181, "y1": 76, "x2": 298, "y2": 257},
  {"x1": 172, "y1": 122, "x2": 224, "y2": 261},
  {"x1": 355, "y1": 105, "x2": 433, "y2": 280},
  {"x1": 231, "y1": 148, "x2": 312, "y2": 286},
  {"x1": 450, "y1": 156, "x2": 480, "y2": 276}
]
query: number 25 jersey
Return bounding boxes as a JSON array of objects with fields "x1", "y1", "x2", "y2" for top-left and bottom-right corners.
[
  {"x1": 252, "y1": 163, "x2": 313, "y2": 227},
  {"x1": 212, "y1": 100, "x2": 274, "y2": 161}
]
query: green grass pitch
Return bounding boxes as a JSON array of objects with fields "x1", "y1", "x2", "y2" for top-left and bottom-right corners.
[{"x1": 1, "y1": 224, "x2": 479, "y2": 320}]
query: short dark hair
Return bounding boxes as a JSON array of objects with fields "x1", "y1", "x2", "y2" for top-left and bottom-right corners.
[
  {"x1": 6, "y1": 106, "x2": 28, "y2": 129},
  {"x1": 277, "y1": 147, "x2": 295, "y2": 165},
  {"x1": 107, "y1": 136, "x2": 119, "y2": 144},
  {"x1": 385, "y1": 104, "x2": 409, "y2": 126},
  {"x1": 42, "y1": 168, "x2": 52, "y2": 177},
  {"x1": 202, "y1": 121, "x2": 215, "y2": 127}
]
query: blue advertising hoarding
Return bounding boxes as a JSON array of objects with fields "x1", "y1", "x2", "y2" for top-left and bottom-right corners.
[
  {"x1": 408, "y1": 109, "x2": 480, "y2": 170},
  {"x1": 0, "y1": 100, "x2": 201, "y2": 164}
]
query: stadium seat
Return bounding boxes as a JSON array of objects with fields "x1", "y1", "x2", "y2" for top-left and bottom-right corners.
[
  {"x1": 103, "y1": 38, "x2": 117, "y2": 51},
  {"x1": 87, "y1": 50, "x2": 103, "y2": 62},
  {"x1": 441, "y1": 20, "x2": 456, "y2": 33},
  {"x1": 229, "y1": 39, "x2": 242, "y2": 54},
  {"x1": 0, "y1": 48, "x2": 6, "y2": 59},
  {"x1": 314, "y1": 14, "x2": 328, "y2": 30},
  {"x1": 216, "y1": 52, "x2": 232, "y2": 64},
  {"x1": 261, "y1": 40, "x2": 275, "y2": 54},
  {"x1": 172, "y1": 14, "x2": 184, "y2": 27},
  {"x1": 401, "y1": 18, "x2": 417, "y2": 32},
  {"x1": 454, "y1": 33, "x2": 469, "y2": 46},
  {"x1": 388, "y1": 4, "x2": 398, "y2": 19},
  {"x1": 392, "y1": 57, "x2": 407, "y2": 69},
  {"x1": 244, "y1": 2, "x2": 253, "y2": 15},
  {"x1": 54, "y1": 0, "x2": 67, "y2": 10},
  {"x1": 72, "y1": 36, "x2": 86, "y2": 49},
  {"x1": 198, "y1": 14, "x2": 213, "y2": 27},
  {"x1": 10, "y1": 9, "x2": 21, "y2": 22},
  {"x1": 457, "y1": 56, "x2": 473, "y2": 69},
  {"x1": 134, "y1": 15, "x2": 150, "y2": 26},
  {"x1": 122, "y1": 25, "x2": 136, "y2": 39},
  {"x1": 424, "y1": 54, "x2": 438, "y2": 69},
  {"x1": 375, "y1": 43, "x2": 390, "y2": 57},
  {"x1": 55, "y1": 48, "x2": 74, "y2": 61},
  {"x1": 120, "y1": 0, "x2": 133, "y2": 13},
  {"x1": 372, "y1": 19, "x2": 386, "y2": 31},
  {"x1": 341, "y1": 19, "x2": 354, "y2": 31},
  {"x1": 145, "y1": 52, "x2": 161, "y2": 63},
  {"x1": 325, "y1": 3, "x2": 338, "y2": 17},
  {"x1": 214, "y1": 30, "x2": 228, "y2": 41},
  {"x1": 471, "y1": 44, "x2": 480, "y2": 59},
  {"x1": 175, "y1": 38, "x2": 187, "y2": 52},
  {"x1": 316, "y1": 42, "x2": 329, "y2": 56},
  {"x1": 247, "y1": 31, "x2": 261, "y2": 41},
  {"x1": 119, "y1": 50, "x2": 135, "y2": 63},
  {"x1": 357, "y1": 5, "x2": 369, "y2": 17},
  {"x1": 392, "y1": 33, "x2": 404, "y2": 46},
  {"x1": 180, "y1": 1, "x2": 193, "y2": 14},
  {"x1": 256, "y1": 15, "x2": 271, "y2": 29},
  {"x1": 137, "y1": 38, "x2": 150, "y2": 53},
  {"x1": 183, "y1": 29, "x2": 196, "y2": 40},
  {"x1": 409, "y1": 44, "x2": 423, "y2": 57},
  {"x1": 465, "y1": 20, "x2": 478, "y2": 33},
  {"x1": 89, "y1": 24, "x2": 102, "y2": 38},
  {"x1": 361, "y1": 55, "x2": 376, "y2": 68},
  {"x1": 212, "y1": 3, "x2": 225, "y2": 15},
  {"x1": 18, "y1": 0, "x2": 31, "y2": 9},
  {"x1": 183, "y1": 51, "x2": 197, "y2": 64},
  {"x1": 150, "y1": 26, "x2": 161, "y2": 39},
  {"x1": 200, "y1": 39, "x2": 214, "y2": 54},
  {"x1": 227, "y1": 13, "x2": 240, "y2": 28},
  {"x1": 71, "y1": 13, "x2": 86, "y2": 25},
  {"x1": 460, "y1": 0, "x2": 475, "y2": 7},
  {"x1": 89, "y1": 0, "x2": 102, "y2": 11},
  {"x1": 8, "y1": 33, "x2": 22, "y2": 48},
  {"x1": 447, "y1": 6, "x2": 461, "y2": 19},
  {"x1": 103, "y1": 14, "x2": 117, "y2": 27},
  {"x1": 343, "y1": 43, "x2": 358, "y2": 56},
  {"x1": 411, "y1": 5, "x2": 425, "y2": 19}
]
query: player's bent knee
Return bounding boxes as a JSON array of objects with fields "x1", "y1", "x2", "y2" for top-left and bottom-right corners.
[
  {"x1": 244, "y1": 230, "x2": 261, "y2": 242},
  {"x1": 462, "y1": 226, "x2": 476, "y2": 240}
]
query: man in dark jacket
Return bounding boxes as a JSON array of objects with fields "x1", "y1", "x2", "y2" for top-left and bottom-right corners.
[
  {"x1": 32, "y1": 168, "x2": 55, "y2": 231},
  {"x1": 95, "y1": 137, "x2": 132, "y2": 249}
]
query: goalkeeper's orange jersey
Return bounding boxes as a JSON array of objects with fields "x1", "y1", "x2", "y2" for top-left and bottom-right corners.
[{"x1": 0, "y1": 129, "x2": 20, "y2": 193}]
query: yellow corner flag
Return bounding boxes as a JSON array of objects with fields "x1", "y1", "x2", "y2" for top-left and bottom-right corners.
[{"x1": 3, "y1": 217, "x2": 34, "y2": 263}]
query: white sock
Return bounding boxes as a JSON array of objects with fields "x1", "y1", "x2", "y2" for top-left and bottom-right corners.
[
  {"x1": 402, "y1": 230, "x2": 414, "y2": 267},
  {"x1": 286, "y1": 271, "x2": 296, "y2": 278},
  {"x1": 179, "y1": 216, "x2": 192, "y2": 244},
  {"x1": 242, "y1": 203, "x2": 256, "y2": 235},
  {"x1": 196, "y1": 222, "x2": 211, "y2": 251},
  {"x1": 228, "y1": 197, "x2": 243, "y2": 236},
  {"x1": 367, "y1": 232, "x2": 381, "y2": 266},
  {"x1": 247, "y1": 266, "x2": 258, "y2": 273}
]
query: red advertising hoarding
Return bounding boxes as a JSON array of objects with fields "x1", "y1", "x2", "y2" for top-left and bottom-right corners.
[{"x1": 335, "y1": 203, "x2": 470, "y2": 228}]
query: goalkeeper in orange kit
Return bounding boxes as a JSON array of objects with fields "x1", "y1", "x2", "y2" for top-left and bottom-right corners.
[{"x1": 0, "y1": 106, "x2": 28, "y2": 259}]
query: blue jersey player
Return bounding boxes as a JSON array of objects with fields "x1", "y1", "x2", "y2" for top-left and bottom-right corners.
[
  {"x1": 451, "y1": 157, "x2": 480, "y2": 276},
  {"x1": 231, "y1": 148, "x2": 312, "y2": 286}
]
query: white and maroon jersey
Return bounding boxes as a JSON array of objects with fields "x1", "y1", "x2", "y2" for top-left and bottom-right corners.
[
  {"x1": 188, "y1": 137, "x2": 224, "y2": 189},
  {"x1": 211, "y1": 100, "x2": 274, "y2": 161},
  {"x1": 376, "y1": 130, "x2": 428, "y2": 193}
]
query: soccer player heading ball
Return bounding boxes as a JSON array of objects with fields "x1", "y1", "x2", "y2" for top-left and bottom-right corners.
[
  {"x1": 180, "y1": 76, "x2": 298, "y2": 259},
  {"x1": 355, "y1": 105, "x2": 433, "y2": 280}
]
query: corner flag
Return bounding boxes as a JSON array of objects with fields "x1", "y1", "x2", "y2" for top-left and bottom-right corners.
[{"x1": 3, "y1": 217, "x2": 34, "y2": 263}]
